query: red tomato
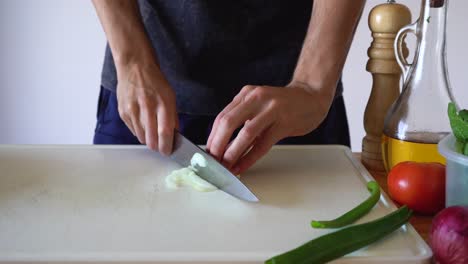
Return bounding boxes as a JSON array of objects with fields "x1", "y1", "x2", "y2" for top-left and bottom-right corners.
[{"x1": 387, "y1": 161, "x2": 446, "y2": 215}]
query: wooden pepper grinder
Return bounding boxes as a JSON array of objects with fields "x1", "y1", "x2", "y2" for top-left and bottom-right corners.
[{"x1": 361, "y1": 0, "x2": 411, "y2": 172}]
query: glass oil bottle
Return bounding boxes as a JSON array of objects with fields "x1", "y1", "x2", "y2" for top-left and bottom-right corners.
[{"x1": 382, "y1": 0, "x2": 457, "y2": 171}]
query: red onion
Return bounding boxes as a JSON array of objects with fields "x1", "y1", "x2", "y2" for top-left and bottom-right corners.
[{"x1": 430, "y1": 206, "x2": 468, "y2": 264}]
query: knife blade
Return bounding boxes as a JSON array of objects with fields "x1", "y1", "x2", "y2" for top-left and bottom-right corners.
[{"x1": 169, "y1": 131, "x2": 259, "y2": 202}]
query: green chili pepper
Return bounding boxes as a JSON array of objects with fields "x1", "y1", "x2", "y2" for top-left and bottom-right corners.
[
  {"x1": 265, "y1": 206, "x2": 412, "y2": 264},
  {"x1": 311, "y1": 180, "x2": 381, "y2": 229}
]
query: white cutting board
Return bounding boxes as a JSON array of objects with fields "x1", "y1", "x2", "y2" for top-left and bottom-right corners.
[{"x1": 0, "y1": 145, "x2": 431, "y2": 263}]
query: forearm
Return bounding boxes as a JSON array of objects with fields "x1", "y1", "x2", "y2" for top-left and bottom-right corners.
[
  {"x1": 292, "y1": 0, "x2": 366, "y2": 100},
  {"x1": 92, "y1": 0, "x2": 158, "y2": 76}
]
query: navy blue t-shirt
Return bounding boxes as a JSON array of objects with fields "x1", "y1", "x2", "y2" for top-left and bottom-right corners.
[{"x1": 100, "y1": 0, "x2": 343, "y2": 115}]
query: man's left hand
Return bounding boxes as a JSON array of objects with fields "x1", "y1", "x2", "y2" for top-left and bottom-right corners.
[{"x1": 206, "y1": 83, "x2": 334, "y2": 175}]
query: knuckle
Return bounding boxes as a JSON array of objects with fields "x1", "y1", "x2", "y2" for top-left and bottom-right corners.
[
  {"x1": 119, "y1": 109, "x2": 131, "y2": 121},
  {"x1": 158, "y1": 126, "x2": 173, "y2": 139},
  {"x1": 242, "y1": 85, "x2": 256, "y2": 92},
  {"x1": 246, "y1": 87, "x2": 269, "y2": 102},
  {"x1": 223, "y1": 154, "x2": 235, "y2": 165},
  {"x1": 123, "y1": 102, "x2": 138, "y2": 115},
  {"x1": 232, "y1": 94, "x2": 242, "y2": 104},
  {"x1": 223, "y1": 149, "x2": 234, "y2": 160},
  {"x1": 215, "y1": 112, "x2": 225, "y2": 123},
  {"x1": 219, "y1": 114, "x2": 234, "y2": 129},
  {"x1": 144, "y1": 87, "x2": 157, "y2": 97},
  {"x1": 241, "y1": 125, "x2": 256, "y2": 141},
  {"x1": 257, "y1": 87, "x2": 272, "y2": 99},
  {"x1": 256, "y1": 86, "x2": 269, "y2": 96},
  {"x1": 268, "y1": 97, "x2": 281, "y2": 108}
]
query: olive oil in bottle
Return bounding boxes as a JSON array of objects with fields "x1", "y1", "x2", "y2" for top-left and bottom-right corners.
[{"x1": 382, "y1": 133, "x2": 446, "y2": 172}]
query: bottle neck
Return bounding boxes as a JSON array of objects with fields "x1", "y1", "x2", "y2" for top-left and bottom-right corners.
[
  {"x1": 417, "y1": 0, "x2": 448, "y2": 65},
  {"x1": 408, "y1": 0, "x2": 452, "y2": 99}
]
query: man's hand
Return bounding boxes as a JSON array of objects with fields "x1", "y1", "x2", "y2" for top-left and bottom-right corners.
[
  {"x1": 207, "y1": 0, "x2": 365, "y2": 174},
  {"x1": 206, "y1": 83, "x2": 333, "y2": 175},
  {"x1": 117, "y1": 63, "x2": 178, "y2": 155},
  {"x1": 92, "y1": 0, "x2": 178, "y2": 155}
]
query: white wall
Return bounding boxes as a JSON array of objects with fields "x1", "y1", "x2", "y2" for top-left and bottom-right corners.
[
  {"x1": 0, "y1": 0, "x2": 467, "y2": 150},
  {"x1": 0, "y1": 0, "x2": 104, "y2": 144}
]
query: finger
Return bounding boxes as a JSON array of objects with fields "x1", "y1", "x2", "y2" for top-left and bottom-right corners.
[
  {"x1": 128, "y1": 105, "x2": 146, "y2": 144},
  {"x1": 208, "y1": 100, "x2": 256, "y2": 161},
  {"x1": 207, "y1": 100, "x2": 241, "y2": 152},
  {"x1": 231, "y1": 127, "x2": 281, "y2": 175},
  {"x1": 142, "y1": 107, "x2": 158, "y2": 151},
  {"x1": 207, "y1": 85, "x2": 255, "y2": 151},
  {"x1": 222, "y1": 111, "x2": 275, "y2": 169},
  {"x1": 157, "y1": 106, "x2": 176, "y2": 156},
  {"x1": 132, "y1": 115, "x2": 146, "y2": 144}
]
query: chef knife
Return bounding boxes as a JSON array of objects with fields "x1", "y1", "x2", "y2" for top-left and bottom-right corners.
[{"x1": 169, "y1": 131, "x2": 259, "y2": 202}]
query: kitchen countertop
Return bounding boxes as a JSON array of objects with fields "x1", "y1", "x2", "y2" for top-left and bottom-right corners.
[{"x1": 355, "y1": 154, "x2": 433, "y2": 244}]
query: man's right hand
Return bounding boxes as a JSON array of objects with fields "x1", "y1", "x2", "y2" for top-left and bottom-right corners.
[
  {"x1": 116, "y1": 63, "x2": 178, "y2": 155},
  {"x1": 92, "y1": 0, "x2": 178, "y2": 155}
]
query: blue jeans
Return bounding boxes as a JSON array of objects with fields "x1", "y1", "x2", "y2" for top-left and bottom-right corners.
[{"x1": 93, "y1": 87, "x2": 350, "y2": 146}]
